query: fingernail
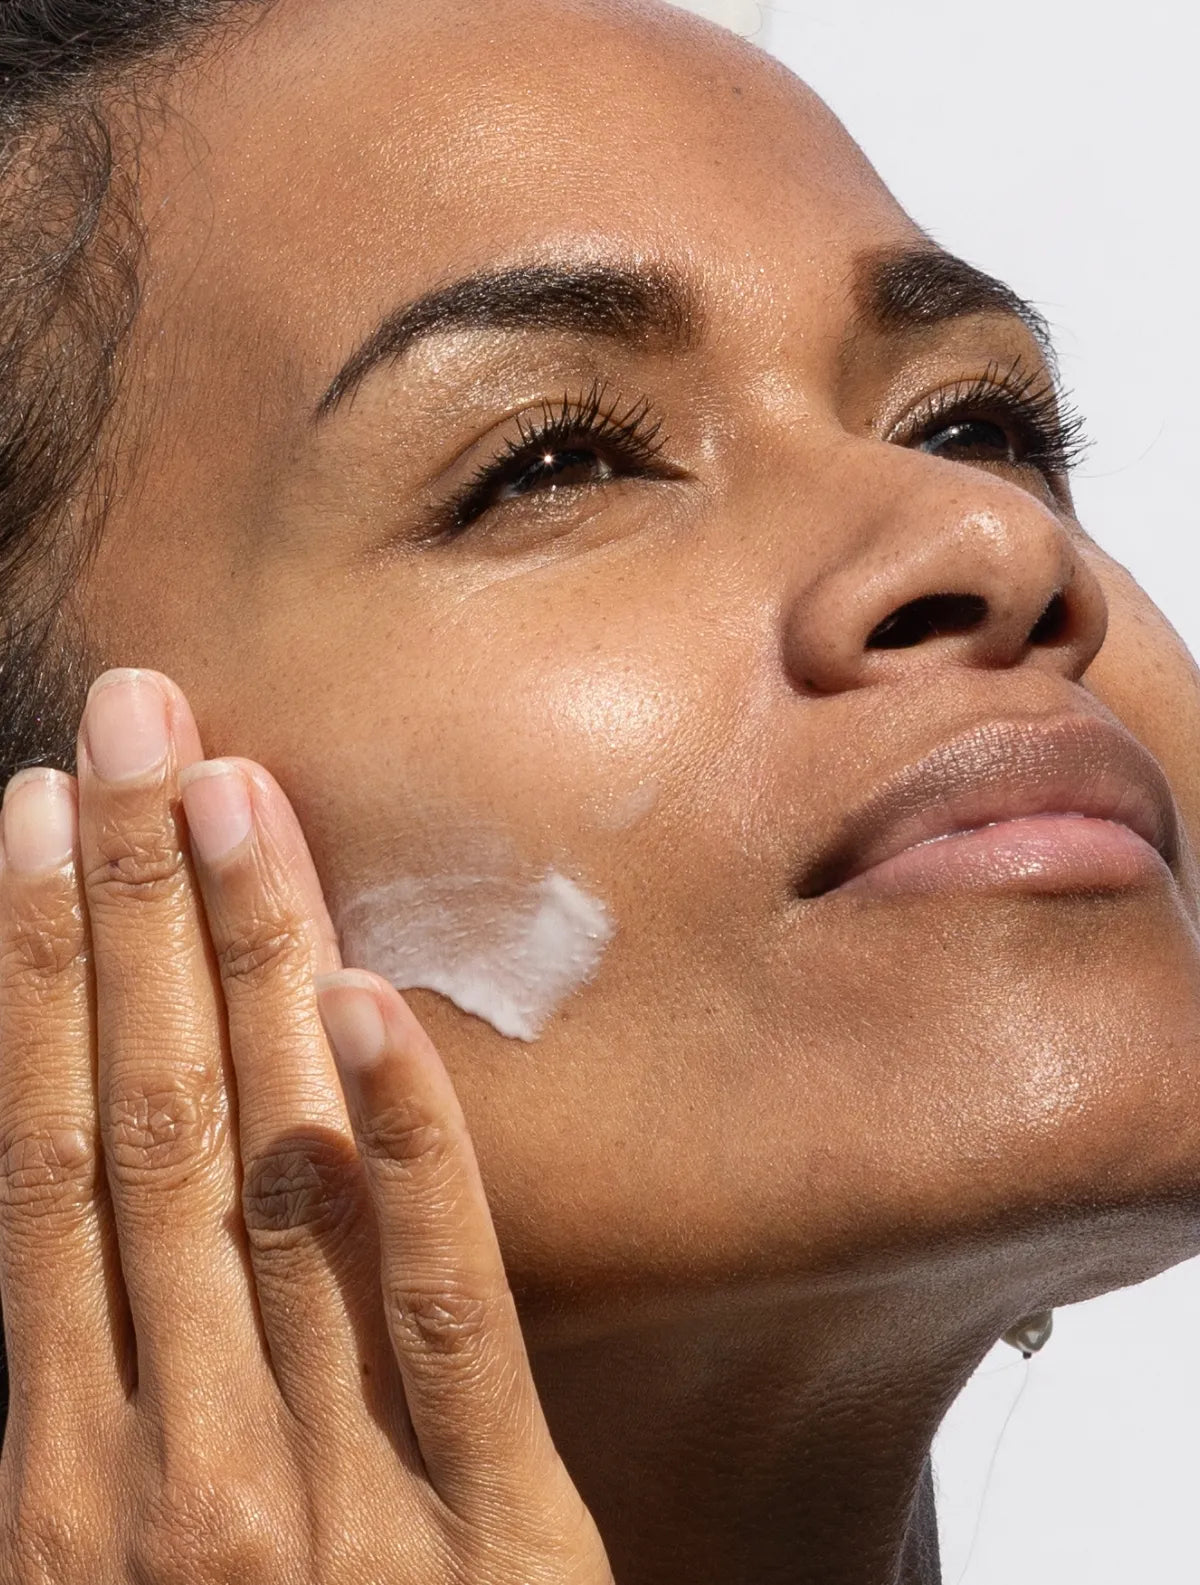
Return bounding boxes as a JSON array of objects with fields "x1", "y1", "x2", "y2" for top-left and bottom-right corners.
[
  {"x1": 180, "y1": 761, "x2": 253, "y2": 864},
  {"x1": 2, "y1": 770, "x2": 75, "y2": 875},
  {"x1": 315, "y1": 972, "x2": 389, "y2": 1075},
  {"x1": 83, "y1": 670, "x2": 170, "y2": 785}
]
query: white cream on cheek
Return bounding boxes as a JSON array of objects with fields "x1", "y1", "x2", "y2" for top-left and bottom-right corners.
[{"x1": 336, "y1": 867, "x2": 616, "y2": 1043}]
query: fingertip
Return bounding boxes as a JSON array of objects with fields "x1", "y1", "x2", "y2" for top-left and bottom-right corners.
[
  {"x1": 315, "y1": 969, "x2": 390, "y2": 1079},
  {"x1": 225, "y1": 759, "x2": 309, "y2": 847},
  {"x1": 179, "y1": 760, "x2": 254, "y2": 865},
  {"x1": 229, "y1": 760, "x2": 343, "y2": 975},
  {"x1": 315, "y1": 966, "x2": 387, "y2": 994},
  {"x1": 0, "y1": 770, "x2": 78, "y2": 877},
  {"x1": 316, "y1": 969, "x2": 438, "y2": 1074},
  {"x1": 79, "y1": 668, "x2": 205, "y2": 772},
  {"x1": 160, "y1": 677, "x2": 205, "y2": 771},
  {"x1": 224, "y1": 757, "x2": 287, "y2": 805}
]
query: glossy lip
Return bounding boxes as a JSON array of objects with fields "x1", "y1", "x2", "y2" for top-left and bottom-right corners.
[{"x1": 799, "y1": 713, "x2": 1181, "y2": 898}]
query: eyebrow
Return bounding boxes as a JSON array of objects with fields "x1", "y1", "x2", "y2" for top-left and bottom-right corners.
[
  {"x1": 315, "y1": 244, "x2": 1053, "y2": 420},
  {"x1": 852, "y1": 243, "x2": 1056, "y2": 367},
  {"x1": 314, "y1": 261, "x2": 702, "y2": 419}
]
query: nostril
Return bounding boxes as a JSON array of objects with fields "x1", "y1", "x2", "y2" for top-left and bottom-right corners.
[
  {"x1": 865, "y1": 593, "x2": 988, "y2": 650},
  {"x1": 1028, "y1": 590, "x2": 1069, "y2": 645}
]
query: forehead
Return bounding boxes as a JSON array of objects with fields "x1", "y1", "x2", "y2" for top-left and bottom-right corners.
[{"x1": 135, "y1": 0, "x2": 914, "y2": 389}]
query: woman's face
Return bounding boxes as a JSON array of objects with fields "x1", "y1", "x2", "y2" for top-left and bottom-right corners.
[{"x1": 81, "y1": 0, "x2": 1200, "y2": 1339}]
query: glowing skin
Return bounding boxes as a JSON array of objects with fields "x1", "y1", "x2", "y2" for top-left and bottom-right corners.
[
  {"x1": 338, "y1": 867, "x2": 616, "y2": 1041},
  {"x1": 68, "y1": 0, "x2": 1200, "y2": 1579}
]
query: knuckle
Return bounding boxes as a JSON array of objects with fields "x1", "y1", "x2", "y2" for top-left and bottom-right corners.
[
  {"x1": 0, "y1": 1116, "x2": 95, "y2": 1219},
  {"x1": 330, "y1": 1524, "x2": 454, "y2": 1585},
  {"x1": 138, "y1": 1472, "x2": 285, "y2": 1585},
  {"x1": 387, "y1": 1282, "x2": 504, "y2": 1360},
  {"x1": 0, "y1": 894, "x2": 86, "y2": 991},
  {"x1": 357, "y1": 1097, "x2": 450, "y2": 1177},
  {"x1": 241, "y1": 1135, "x2": 363, "y2": 1251},
  {"x1": 215, "y1": 915, "x2": 310, "y2": 992},
  {"x1": 3, "y1": 1492, "x2": 99, "y2": 1585},
  {"x1": 83, "y1": 821, "x2": 188, "y2": 910},
  {"x1": 105, "y1": 1071, "x2": 227, "y2": 1186}
]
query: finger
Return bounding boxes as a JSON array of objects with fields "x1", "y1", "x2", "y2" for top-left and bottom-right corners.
[
  {"x1": 316, "y1": 970, "x2": 561, "y2": 1514},
  {"x1": 0, "y1": 770, "x2": 131, "y2": 1424},
  {"x1": 76, "y1": 670, "x2": 270, "y2": 1417},
  {"x1": 179, "y1": 758, "x2": 407, "y2": 1431}
]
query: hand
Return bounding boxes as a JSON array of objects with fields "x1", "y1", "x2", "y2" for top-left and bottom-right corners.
[{"x1": 0, "y1": 669, "x2": 614, "y2": 1584}]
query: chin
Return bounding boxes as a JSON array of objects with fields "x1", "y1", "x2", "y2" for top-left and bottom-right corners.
[
  {"x1": 945, "y1": 909, "x2": 1199, "y2": 1296},
  {"x1": 485, "y1": 876, "x2": 1200, "y2": 1346},
  {"x1": 717, "y1": 880, "x2": 1200, "y2": 1301}
]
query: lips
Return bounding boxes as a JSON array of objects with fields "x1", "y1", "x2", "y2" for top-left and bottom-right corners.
[{"x1": 800, "y1": 713, "x2": 1181, "y2": 898}]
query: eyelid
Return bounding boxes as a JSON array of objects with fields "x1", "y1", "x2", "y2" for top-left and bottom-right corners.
[
  {"x1": 426, "y1": 379, "x2": 679, "y2": 540},
  {"x1": 886, "y1": 356, "x2": 1091, "y2": 482}
]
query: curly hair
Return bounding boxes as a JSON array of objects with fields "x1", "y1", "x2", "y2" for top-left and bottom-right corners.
[{"x1": 0, "y1": 1, "x2": 264, "y2": 782}]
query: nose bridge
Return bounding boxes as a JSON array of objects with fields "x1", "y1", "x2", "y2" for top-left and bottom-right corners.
[{"x1": 779, "y1": 443, "x2": 1109, "y2": 696}]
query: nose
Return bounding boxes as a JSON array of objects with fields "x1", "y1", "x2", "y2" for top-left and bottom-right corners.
[{"x1": 779, "y1": 445, "x2": 1109, "y2": 695}]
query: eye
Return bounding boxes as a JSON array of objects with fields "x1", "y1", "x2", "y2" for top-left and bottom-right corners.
[
  {"x1": 901, "y1": 359, "x2": 1091, "y2": 489},
  {"x1": 493, "y1": 443, "x2": 617, "y2": 503},
  {"x1": 432, "y1": 382, "x2": 677, "y2": 538},
  {"x1": 919, "y1": 417, "x2": 1015, "y2": 464}
]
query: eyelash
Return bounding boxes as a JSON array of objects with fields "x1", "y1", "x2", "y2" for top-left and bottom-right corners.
[
  {"x1": 898, "y1": 357, "x2": 1092, "y2": 481},
  {"x1": 431, "y1": 359, "x2": 1090, "y2": 538},
  {"x1": 436, "y1": 381, "x2": 669, "y2": 537}
]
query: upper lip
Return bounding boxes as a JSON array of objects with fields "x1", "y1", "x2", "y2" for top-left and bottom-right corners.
[{"x1": 800, "y1": 712, "x2": 1181, "y2": 897}]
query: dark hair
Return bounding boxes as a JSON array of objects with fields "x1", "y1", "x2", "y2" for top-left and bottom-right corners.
[
  {"x1": 0, "y1": 2, "x2": 270, "y2": 1444},
  {"x1": 0, "y1": 2, "x2": 262, "y2": 781}
]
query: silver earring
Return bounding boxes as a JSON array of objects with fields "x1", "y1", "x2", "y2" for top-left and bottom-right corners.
[{"x1": 1002, "y1": 1310, "x2": 1054, "y2": 1358}]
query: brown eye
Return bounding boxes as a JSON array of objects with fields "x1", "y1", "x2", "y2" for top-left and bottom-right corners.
[
  {"x1": 919, "y1": 417, "x2": 1014, "y2": 463},
  {"x1": 434, "y1": 381, "x2": 680, "y2": 539},
  {"x1": 898, "y1": 360, "x2": 1092, "y2": 496},
  {"x1": 495, "y1": 445, "x2": 616, "y2": 503}
]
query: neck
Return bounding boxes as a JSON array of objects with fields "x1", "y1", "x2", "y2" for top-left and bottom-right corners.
[
  {"x1": 520, "y1": 1166, "x2": 1200, "y2": 1581},
  {"x1": 525, "y1": 1278, "x2": 995, "y2": 1585}
]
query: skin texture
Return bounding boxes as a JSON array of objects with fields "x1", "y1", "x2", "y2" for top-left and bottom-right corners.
[
  {"x1": 9, "y1": 0, "x2": 1197, "y2": 1579},
  {"x1": 0, "y1": 685, "x2": 616, "y2": 1585}
]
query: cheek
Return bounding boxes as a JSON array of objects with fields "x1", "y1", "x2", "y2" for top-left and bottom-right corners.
[
  {"x1": 378, "y1": 600, "x2": 722, "y2": 848},
  {"x1": 336, "y1": 868, "x2": 617, "y2": 1043},
  {"x1": 510, "y1": 654, "x2": 692, "y2": 832},
  {"x1": 1083, "y1": 553, "x2": 1200, "y2": 863},
  {"x1": 301, "y1": 612, "x2": 732, "y2": 1044}
]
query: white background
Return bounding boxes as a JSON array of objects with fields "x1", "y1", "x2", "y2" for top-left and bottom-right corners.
[{"x1": 681, "y1": 1, "x2": 1200, "y2": 1580}]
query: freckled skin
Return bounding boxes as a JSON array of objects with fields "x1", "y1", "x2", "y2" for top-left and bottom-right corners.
[{"x1": 73, "y1": 0, "x2": 1200, "y2": 1579}]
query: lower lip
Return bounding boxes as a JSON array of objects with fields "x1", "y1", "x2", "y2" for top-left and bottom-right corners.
[{"x1": 834, "y1": 814, "x2": 1171, "y2": 897}]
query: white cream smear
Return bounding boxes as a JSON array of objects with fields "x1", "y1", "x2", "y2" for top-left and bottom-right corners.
[{"x1": 337, "y1": 868, "x2": 616, "y2": 1043}]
